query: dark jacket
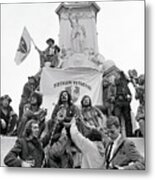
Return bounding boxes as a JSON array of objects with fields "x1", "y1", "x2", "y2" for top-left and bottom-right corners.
[
  {"x1": 104, "y1": 135, "x2": 145, "y2": 170},
  {"x1": 47, "y1": 103, "x2": 80, "y2": 140},
  {"x1": 115, "y1": 78, "x2": 132, "y2": 105},
  {"x1": 0, "y1": 105, "x2": 17, "y2": 135},
  {"x1": 4, "y1": 137, "x2": 45, "y2": 167},
  {"x1": 51, "y1": 104, "x2": 80, "y2": 122},
  {"x1": 46, "y1": 133, "x2": 74, "y2": 168},
  {"x1": 20, "y1": 82, "x2": 35, "y2": 106},
  {"x1": 17, "y1": 106, "x2": 46, "y2": 138}
]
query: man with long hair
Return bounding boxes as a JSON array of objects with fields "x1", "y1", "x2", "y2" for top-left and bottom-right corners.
[
  {"x1": 49, "y1": 90, "x2": 80, "y2": 134},
  {"x1": 4, "y1": 119, "x2": 45, "y2": 167},
  {"x1": 43, "y1": 90, "x2": 81, "y2": 168},
  {"x1": 17, "y1": 92, "x2": 47, "y2": 138},
  {"x1": 18, "y1": 76, "x2": 38, "y2": 123},
  {"x1": 80, "y1": 95, "x2": 106, "y2": 132}
]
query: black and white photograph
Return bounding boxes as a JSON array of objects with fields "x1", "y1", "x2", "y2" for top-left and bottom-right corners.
[{"x1": 1, "y1": 0, "x2": 145, "y2": 170}]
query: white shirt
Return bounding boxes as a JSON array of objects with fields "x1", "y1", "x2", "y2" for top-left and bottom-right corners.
[{"x1": 70, "y1": 121, "x2": 105, "y2": 168}]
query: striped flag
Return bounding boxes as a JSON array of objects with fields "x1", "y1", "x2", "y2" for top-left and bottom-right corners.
[{"x1": 14, "y1": 27, "x2": 31, "y2": 65}]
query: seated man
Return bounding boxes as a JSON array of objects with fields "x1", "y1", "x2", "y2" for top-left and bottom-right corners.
[
  {"x1": 35, "y1": 38, "x2": 60, "y2": 68},
  {"x1": 17, "y1": 92, "x2": 47, "y2": 138},
  {"x1": 49, "y1": 90, "x2": 81, "y2": 134},
  {"x1": 104, "y1": 116, "x2": 145, "y2": 170},
  {"x1": 50, "y1": 45, "x2": 61, "y2": 68},
  {"x1": 19, "y1": 76, "x2": 38, "y2": 123},
  {"x1": 4, "y1": 119, "x2": 45, "y2": 167},
  {"x1": 80, "y1": 95, "x2": 106, "y2": 132},
  {"x1": 43, "y1": 90, "x2": 81, "y2": 168},
  {"x1": 0, "y1": 95, "x2": 18, "y2": 135}
]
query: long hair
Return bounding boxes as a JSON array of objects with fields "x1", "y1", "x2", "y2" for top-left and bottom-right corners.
[
  {"x1": 81, "y1": 95, "x2": 92, "y2": 107},
  {"x1": 57, "y1": 90, "x2": 72, "y2": 106},
  {"x1": 30, "y1": 92, "x2": 43, "y2": 107},
  {"x1": 22, "y1": 119, "x2": 38, "y2": 138}
]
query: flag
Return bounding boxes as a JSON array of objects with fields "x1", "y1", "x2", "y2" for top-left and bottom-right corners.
[{"x1": 14, "y1": 27, "x2": 31, "y2": 65}]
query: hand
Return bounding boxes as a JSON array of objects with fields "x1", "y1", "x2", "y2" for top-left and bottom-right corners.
[
  {"x1": 21, "y1": 161, "x2": 33, "y2": 167},
  {"x1": 0, "y1": 119, "x2": 6, "y2": 129}
]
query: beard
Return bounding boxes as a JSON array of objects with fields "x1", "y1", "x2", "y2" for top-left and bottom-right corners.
[
  {"x1": 82, "y1": 103, "x2": 90, "y2": 108},
  {"x1": 30, "y1": 101, "x2": 38, "y2": 106},
  {"x1": 61, "y1": 96, "x2": 68, "y2": 102}
]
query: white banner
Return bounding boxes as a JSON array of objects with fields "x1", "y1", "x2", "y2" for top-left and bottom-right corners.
[{"x1": 40, "y1": 67, "x2": 103, "y2": 119}]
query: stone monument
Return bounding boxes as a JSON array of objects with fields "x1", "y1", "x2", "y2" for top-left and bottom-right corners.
[{"x1": 56, "y1": 2, "x2": 105, "y2": 70}]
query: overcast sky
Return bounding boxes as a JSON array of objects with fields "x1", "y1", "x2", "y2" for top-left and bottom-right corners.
[{"x1": 1, "y1": 0, "x2": 145, "y2": 115}]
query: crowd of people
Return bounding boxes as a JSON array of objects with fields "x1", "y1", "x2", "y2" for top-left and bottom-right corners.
[
  {"x1": 1, "y1": 90, "x2": 145, "y2": 169},
  {"x1": 102, "y1": 70, "x2": 145, "y2": 138},
  {"x1": 0, "y1": 38, "x2": 145, "y2": 169}
]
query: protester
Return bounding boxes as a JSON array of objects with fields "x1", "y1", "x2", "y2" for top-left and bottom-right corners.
[
  {"x1": 135, "y1": 74, "x2": 145, "y2": 137},
  {"x1": 36, "y1": 38, "x2": 55, "y2": 68},
  {"x1": 49, "y1": 90, "x2": 80, "y2": 131},
  {"x1": 4, "y1": 120, "x2": 45, "y2": 167},
  {"x1": 128, "y1": 70, "x2": 145, "y2": 137},
  {"x1": 19, "y1": 76, "x2": 38, "y2": 123},
  {"x1": 35, "y1": 38, "x2": 60, "y2": 68},
  {"x1": 80, "y1": 95, "x2": 106, "y2": 131},
  {"x1": 104, "y1": 116, "x2": 145, "y2": 170},
  {"x1": 0, "y1": 95, "x2": 18, "y2": 136},
  {"x1": 43, "y1": 90, "x2": 81, "y2": 168},
  {"x1": 50, "y1": 45, "x2": 61, "y2": 68},
  {"x1": 102, "y1": 76, "x2": 116, "y2": 116},
  {"x1": 17, "y1": 92, "x2": 47, "y2": 138},
  {"x1": 44, "y1": 123, "x2": 74, "y2": 168},
  {"x1": 113, "y1": 71, "x2": 133, "y2": 137},
  {"x1": 69, "y1": 117, "x2": 105, "y2": 168}
]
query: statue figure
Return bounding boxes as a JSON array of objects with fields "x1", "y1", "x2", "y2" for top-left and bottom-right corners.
[{"x1": 68, "y1": 12, "x2": 86, "y2": 53}]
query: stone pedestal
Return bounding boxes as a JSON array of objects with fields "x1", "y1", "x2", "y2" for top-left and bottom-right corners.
[
  {"x1": 61, "y1": 53, "x2": 99, "y2": 70},
  {"x1": 56, "y1": 2, "x2": 100, "y2": 55}
]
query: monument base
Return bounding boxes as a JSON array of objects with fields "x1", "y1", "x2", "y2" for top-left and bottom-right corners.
[{"x1": 61, "y1": 53, "x2": 99, "y2": 70}]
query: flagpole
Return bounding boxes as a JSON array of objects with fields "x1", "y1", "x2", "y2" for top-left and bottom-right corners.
[
  {"x1": 24, "y1": 27, "x2": 43, "y2": 68},
  {"x1": 30, "y1": 36, "x2": 40, "y2": 51},
  {"x1": 25, "y1": 27, "x2": 40, "y2": 52},
  {"x1": 25, "y1": 28, "x2": 44, "y2": 68}
]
